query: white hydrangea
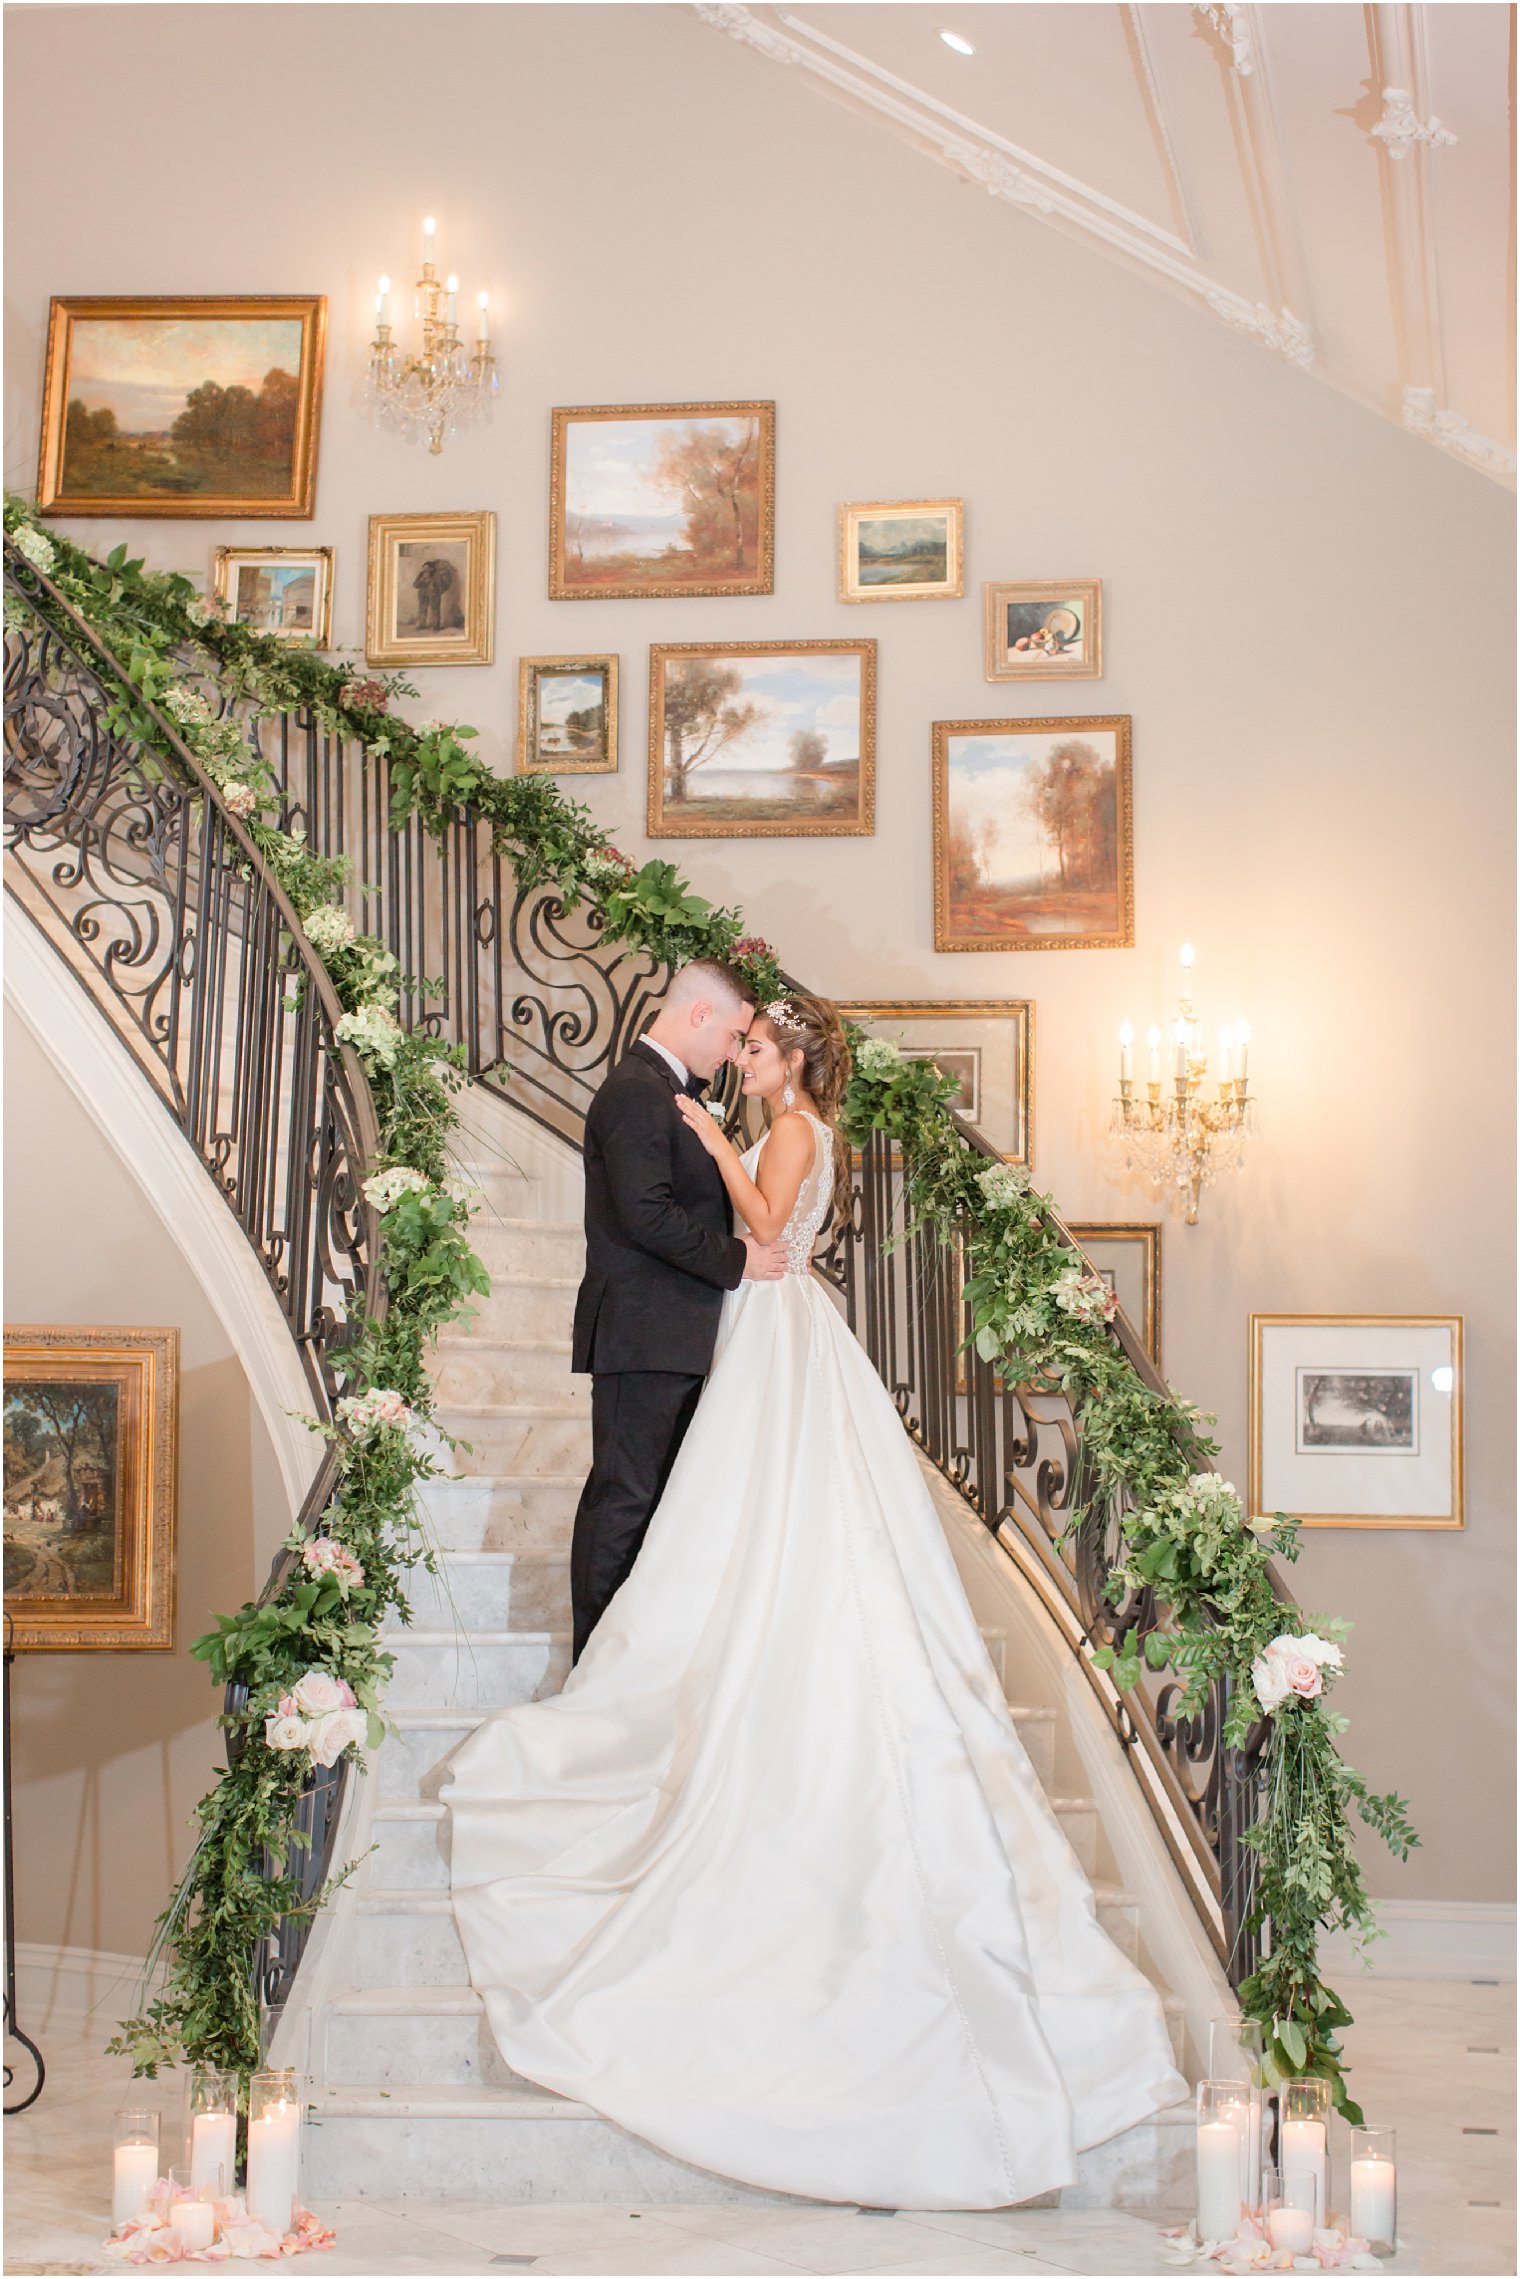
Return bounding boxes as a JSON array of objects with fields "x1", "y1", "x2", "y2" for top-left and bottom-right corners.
[
  {"x1": 976, "y1": 1160, "x2": 1031, "y2": 1211},
  {"x1": 362, "y1": 1166, "x2": 431, "y2": 1213},
  {"x1": 1052, "y1": 1264, "x2": 1118, "y2": 1327},
  {"x1": 160, "y1": 682, "x2": 211, "y2": 726},
  {"x1": 303, "y1": 903, "x2": 355, "y2": 958},
  {"x1": 12, "y1": 524, "x2": 56, "y2": 574},
  {"x1": 852, "y1": 1037, "x2": 902, "y2": 1080},
  {"x1": 337, "y1": 1385, "x2": 412, "y2": 1441},
  {"x1": 184, "y1": 595, "x2": 214, "y2": 629},
  {"x1": 220, "y1": 780, "x2": 257, "y2": 819},
  {"x1": 335, "y1": 1004, "x2": 404, "y2": 1068}
]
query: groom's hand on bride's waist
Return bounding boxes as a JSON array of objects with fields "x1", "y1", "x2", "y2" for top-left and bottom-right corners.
[{"x1": 741, "y1": 1236, "x2": 788, "y2": 1282}]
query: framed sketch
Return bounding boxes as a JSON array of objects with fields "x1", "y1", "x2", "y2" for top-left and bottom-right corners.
[
  {"x1": 985, "y1": 579, "x2": 1102, "y2": 680},
  {"x1": 1249, "y1": 1314, "x2": 1464, "y2": 1530},
  {"x1": 933, "y1": 715, "x2": 1133, "y2": 952},
  {"x1": 838, "y1": 1001, "x2": 1032, "y2": 1166},
  {"x1": 550, "y1": 401, "x2": 775, "y2": 600},
  {"x1": 518, "y1": 654, "x2": 618, "y2": 774},
  {"x1": 366, "y1": 511, "x2": 495, "y2": 667},
  {"x1": 1067, "y1": 1224, "x2": 1161, "y2": 1365},
  {"x1": 3, "y1": 1326, "x2": 179, "y2": 1650},
  {"x1": 37, "y1": 295, "x2": 325, "y2": 518},
  {"x1": 214, "y1": 546, "x2": 332, "y2": 645},
  {"x1": 648, "y1": 640, "x2": 875, "y2": 838},
  {"x1": 839, "y1": 498, "x2": 963, "y2": 602}
]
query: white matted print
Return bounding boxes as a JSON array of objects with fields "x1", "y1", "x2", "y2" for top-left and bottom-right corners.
[{"x1": 1250, "y1": 1314, "x2": 1463, "y2": 1529}]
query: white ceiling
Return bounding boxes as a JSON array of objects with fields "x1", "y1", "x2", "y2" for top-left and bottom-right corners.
[{"x1": 694, "y1": 1, "x2": 1516, "y2": 486}]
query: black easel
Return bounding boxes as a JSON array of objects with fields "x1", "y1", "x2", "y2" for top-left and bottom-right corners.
[{"x1": 3, "y1": 1614, "x2": 45, "y2": 2114}]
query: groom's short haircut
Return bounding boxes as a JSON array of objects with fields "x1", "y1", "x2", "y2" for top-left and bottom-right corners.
[{"x1": 665, "y1": 957, "x2": 756, "y2": 1016}]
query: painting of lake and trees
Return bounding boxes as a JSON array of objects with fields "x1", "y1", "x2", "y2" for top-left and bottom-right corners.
[
  {"x1": 650, "y1": 641, "x2": 875, "y2": 837},
  {"x1": 935, "y1": 716, "x2": 1132, "y2": 950},
  {"x1": 552, "y1": 403, "x2": 774, "y2": 598}
]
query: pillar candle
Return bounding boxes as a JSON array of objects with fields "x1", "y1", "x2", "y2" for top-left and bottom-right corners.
[
  {"x1": 112, "y1": 2141, "x2": 159, "y2": 2229},
  {"x1": 246, "y1": 2098, "x2": 300, "y2": 2238},
  {"x1": 173, "y1": 2196, "x2": 217, "y2": 2253},
  {"x1": 190, "y1": 2110, "x2": 236, "y2": 2196},
  {"x1": 1268, "y1": 2205, "x2": 1314, "y2": 2254},
  {"x1": 1350, "y1": 2156, "x2": 1397, "y2": 2246},
  {"x1": 1196, "y1": 2120, "x2": 1242, "y2": 2240},
  {"x1": 1281, "y1": 2117, "x2": 1327, "y2": 2217}
]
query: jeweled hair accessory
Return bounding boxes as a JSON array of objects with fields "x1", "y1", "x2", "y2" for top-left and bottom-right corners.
[{"x1": 765, "y1": 997, "x2": 806, "y2": 1035}]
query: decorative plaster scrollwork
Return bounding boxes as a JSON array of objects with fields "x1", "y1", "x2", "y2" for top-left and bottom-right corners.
[
  {"x1": 692, "y1": 1, "x2": 802, "y2": 67},
  {"x1": 1401, "y1": 388, "x2": 1516, "y2": 478},
  {"x1": 1370, "y1": 86, "x2": 1458, "y2": 162},
  {"x1": 955, "y1": 143, "x2": 1056, "y2": 219},
  {"x1": 1205, "y1": 291, "x2": 1315, "y2": 371},
  {"x1": 1193, "y1": 3, "x2": 1256, "y2": 77}
]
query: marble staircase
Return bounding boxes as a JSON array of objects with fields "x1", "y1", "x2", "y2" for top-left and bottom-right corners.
[{"x1": 302, "y1": 1115, "x2": 1198, "y2": 2210}]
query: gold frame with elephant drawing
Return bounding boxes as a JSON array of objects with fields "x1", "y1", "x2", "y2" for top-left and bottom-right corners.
[
  {"x1": 366, "y1": 511, "x2": 495, "y2": 667},
  {"x1": 3, "y1": 1326, "x2": 179, "y2": 1651}
]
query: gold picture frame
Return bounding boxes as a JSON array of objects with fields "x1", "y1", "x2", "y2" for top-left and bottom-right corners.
[
  {"x1": 1066, "y1": 1224, "x2": 1162, "y2": 1365},
  {"x1": 838, "y1": 497, "x2": 964, "y2": 602},
  {"x1": 213, "y1": 546, "x2": 333, "y2": 646},
  {"x1": 838, "y1": 1001, "x2": 1033, "y2": 1166},
  {"x1": 550, "y1": 400, "x2": 775, "y2": 600},
  {"x1": 3, "y1": 1325, "x2": 179, "y2": 1651},
  {"x1": 1249, "y1": 1313, "x2": 1465, "y2": 1530},
  {"x1": 518, "y1": 653, "x2": 619, "y2": 775},
  {"x1": 932, "y1": 714, "x2": 1134, "y2": 953},
  {"x1": 366, "y1": 511, "x2": 495, "y2": 667},
  {"x1": 37, "y1": 294, "x2": 325, "y2": 519},
  {"x1": 648, "y1": 639, "x2": 876, "y2": 839},
  {"x1": 985, "y1": 579, "x2": 1103, "y2": 680}
]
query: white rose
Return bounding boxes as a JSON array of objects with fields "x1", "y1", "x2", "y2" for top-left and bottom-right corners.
[
  {"x1": 1297, "y1": 1630, "x2": 1344, "y2": 1670},
  {"x1": 1251, "y1": 1649, "x2": 1292, "y2": 1714},
  {"x1": 292, "y1": 1668, "x2": 345, "y2": 1717},
  {"x1": 309, "y1": 1707, "x2": 367, "y2": 1767},
  {"x1": 264, "y1": 1714, "x2": 311, "y2": 1752}
]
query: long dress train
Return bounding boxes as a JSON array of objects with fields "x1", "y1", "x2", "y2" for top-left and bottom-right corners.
[{"x1": 442, "y1": 1114, "x2": 1188, "y2": 2209}]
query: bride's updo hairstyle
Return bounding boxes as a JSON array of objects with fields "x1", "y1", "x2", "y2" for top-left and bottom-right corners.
[{"x1": 757, "y1": 991, "x2": 853, "y2": 1226}]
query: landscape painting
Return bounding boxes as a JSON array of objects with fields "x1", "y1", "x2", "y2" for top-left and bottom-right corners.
[
  {"x1": 649, "y1": 640, "x2": 875, "y2": 838},
  {"x1": 214, "y1": 547, "x2": 332, "y2": 644},
  {"x1": 933, "y1": 715, "x2": 1133, "y2": 951},
  {"x1": 840, "y1": 498, "x2": 963, "y2": 601},
  {"x1": 985, "y1": 579, "x2": 1102, "y2": 680},
  {"x1": 37, "y1": 296, "x2": 326, "y2": 517},
  {"x1": 551, "y1": 402, "x2": 775, "y2": 599},
  {"x1": 3, "y1": 1327, "x2": 178, "y2": 1651},
  {"x1": 1297, "y1": 1369, "x2": 1418, "y2": 1454},
  {"x1": 519, "y1": 654, "x2": 618, "y2": 774},
  {"x1": 1251, "y1": 1314, "x2": 1463, "y2": 1530}
]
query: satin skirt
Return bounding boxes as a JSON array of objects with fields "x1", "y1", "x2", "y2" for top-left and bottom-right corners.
[{"x1": 443, "y1": 1273, "x2": 1187, "y2": 2210}]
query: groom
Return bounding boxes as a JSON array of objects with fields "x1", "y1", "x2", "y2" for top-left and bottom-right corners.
[{"x1": 569, "y1": 957, "x2": 786, "y2": 1661}]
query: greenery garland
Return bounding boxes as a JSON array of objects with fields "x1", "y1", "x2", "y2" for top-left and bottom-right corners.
[{"x1": 6, "y1": 498, "x2": 1416, "y2": 2122}]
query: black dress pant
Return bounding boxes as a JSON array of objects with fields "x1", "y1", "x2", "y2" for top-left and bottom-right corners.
[{"x1": 570, "y1": 1370, "x2": 704, "y2": 1663}]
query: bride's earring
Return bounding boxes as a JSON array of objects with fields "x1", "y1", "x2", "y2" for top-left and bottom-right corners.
[{"x1": 782, "y1": 1082, "x2": 796, "y2": 1109}]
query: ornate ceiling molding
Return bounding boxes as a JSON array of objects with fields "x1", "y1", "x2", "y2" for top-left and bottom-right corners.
[{"x1": 693, "y1": 1, "x2": 1513, "y2": 487}]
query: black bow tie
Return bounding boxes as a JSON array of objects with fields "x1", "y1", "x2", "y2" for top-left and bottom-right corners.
[{"x1": 683, "y1": 1074, "x2": 709, "y2": 1099}]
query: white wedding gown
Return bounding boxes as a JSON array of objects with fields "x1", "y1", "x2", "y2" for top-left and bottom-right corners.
[{"x1": 443, "y1": 1114, "x2": 1188, "y2": 2209}]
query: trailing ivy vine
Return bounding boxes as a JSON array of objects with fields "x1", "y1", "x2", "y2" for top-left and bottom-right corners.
[{"x1": 5, "y1": 498, "x2": 1416, "y2": 2122}]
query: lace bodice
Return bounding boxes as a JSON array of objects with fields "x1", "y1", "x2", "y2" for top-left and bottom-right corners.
[{"x1": 740, "y1": 1111, "x2": 834, "y2": 1273}]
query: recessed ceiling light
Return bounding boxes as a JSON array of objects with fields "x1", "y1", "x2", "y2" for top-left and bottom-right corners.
[{"x1": 940, "y1": 29, "x2": 975, "y2": 54}]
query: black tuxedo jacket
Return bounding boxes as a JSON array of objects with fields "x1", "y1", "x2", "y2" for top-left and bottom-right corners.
[{"x1": 571, "y1": 1039, "x2": 747, "y2": 1376}]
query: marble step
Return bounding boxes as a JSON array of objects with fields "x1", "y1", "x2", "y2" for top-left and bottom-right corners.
[
  {"x1": 306, "y1": 2076, "x2": 1195, "y2": 2209},
  {"x1": 388, "y1": 1550, "x2": 572, "y2": 1635},
  {"x1": 378, "y1": 1697, "x2": 1060, "y2": 1804},
  {"x1": 469, "y1": 1218, "x2": 586, "y2": 1279},
  {"x1": 382, "y1": 1631, "x2": 573, "y2": 1714},
  {"x1": 432, "y1": 1402, "x2": 592, "y2": 1475},
  {"x1": 456, "y1": 1274, "x2": 579, "y2": 1344},
  {"x1": 415, "y1": 1471, "x2": 583, "y2": 1552},
  {"x1": 430, "y1": 1335, "x2": 583, "y2": 1410}
]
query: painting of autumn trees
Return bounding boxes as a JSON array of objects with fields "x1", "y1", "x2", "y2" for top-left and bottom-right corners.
[
  {"x1": 649, "y1": 642, "x2": 874, "y2": 837},
  {"x1": 553, "y1": 403, "x2": 775, "y2": 598},
  {"x1": 935, "y1": 719, "x2": 1133, "y2": 950}
]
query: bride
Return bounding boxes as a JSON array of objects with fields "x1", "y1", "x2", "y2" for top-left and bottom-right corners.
[{"x1": 443, "y1": 990, "x2": 1188, "y2": 2211}]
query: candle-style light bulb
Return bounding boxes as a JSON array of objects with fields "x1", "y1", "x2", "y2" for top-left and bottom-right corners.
[
  {"x1": 1235, "y1": 1019, "x2": 1250, "y2": 1081},
  {"x1": 1219, "y1": 1024, "x2": 1234, "y2": 1081},
  {"x1": 446, "y1": 273, "x2": 459, "y2": 325},
  {"x1": 477, "y1": 290, "x2": 490, "y2": 342},
  {"x1": 423, "y1": 215, "x2": 437, "y2": 268},
  {"x1": 375, "y1": 273, "x2": 390, "y2": 326},
  {"x1": 1174, "y1": 1020, "x2": 1189, "y2": 1080}
]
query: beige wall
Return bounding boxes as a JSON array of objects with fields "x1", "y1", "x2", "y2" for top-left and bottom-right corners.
[
  {"x1": 5, "y1": 4, "x2": 1513, "y2": 1906},
  {"x1": 4, "y1": 1022, "x2": 278, "y2": 1959}
]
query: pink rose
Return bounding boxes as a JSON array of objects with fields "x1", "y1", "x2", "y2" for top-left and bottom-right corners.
[
  {"x1": 334, "y1": 1677, "x2": 357, "y2": 1708},
  {"x1": 276, "y1": 1692, "x2": 300, "y2": 1719},
  {"x1": 291, "y1": 1668, "x2": 344, "y2": 1716},
  {"x1": 1286, "y1": 1656, "x2": 1324, "y2": 1699}
]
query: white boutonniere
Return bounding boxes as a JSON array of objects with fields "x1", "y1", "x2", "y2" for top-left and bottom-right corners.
[{"x1": 704, "y1": 1100, "x2": 728, "y2": 1123}]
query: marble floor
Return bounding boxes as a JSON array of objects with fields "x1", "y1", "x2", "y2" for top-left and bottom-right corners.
[{"x1": 4, "y1": 1979, "x2": 1513, "y2": 2278}]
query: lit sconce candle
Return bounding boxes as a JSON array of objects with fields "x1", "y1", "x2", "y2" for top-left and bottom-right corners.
[
  {"x1": 1174, "y1": 1021, "x2": 1189, "y2": 1081},
  {"x1": 1146, "y1": 1025, "x2": 1160, "y2": 1083},
  {"x1": 477, "y1": 291, "x2": 490, "y2": 343},
  {"x1": 1219, "y1": 1024, "x2": 1234, "y2": 1082},
  {"x1": 422, "y1": 214, "x2": 437, "y2": 269},
  {"x1": 445, "y1": 273, "x2": 459, "y2": 325},
  {"x1": 1118, "y1": 1020, "x2": 1133, "y2": 1081},
  {"x1": 1235, "y1": 1019, "x2": 1250, "y2": 1081},
  {"x1": 1179, "y1": 943, "x2": 1195, "y2": 1004},
  {"x1": 375, "y1": 273, "x2": 390, "y2": 326}
]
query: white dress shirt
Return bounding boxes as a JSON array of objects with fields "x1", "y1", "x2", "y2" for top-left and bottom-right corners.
[{"x1": 641, "y1": 1035, "x2": 690, "y2": 1088}]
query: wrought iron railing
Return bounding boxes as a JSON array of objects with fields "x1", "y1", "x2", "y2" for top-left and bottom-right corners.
[
  {"x1": 238, "y1": 705, "x2": 1272, "y2": 1985},
  {"x1": 2, "y1": 548, "x2": 384, "y2": 2022}
]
